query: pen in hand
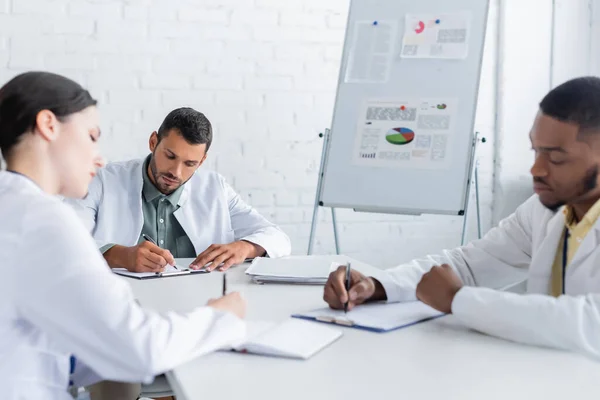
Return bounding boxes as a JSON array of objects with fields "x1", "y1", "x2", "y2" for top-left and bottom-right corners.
[
  {"x1": 344, "y1": 262, "x2": 351, "y2": 313},
  {"x1": 142, "y1": 233, "x2": 178, "y2": 270},
  {"x1": 222, "y1": 272, "x2": 227, "y2": 296}
]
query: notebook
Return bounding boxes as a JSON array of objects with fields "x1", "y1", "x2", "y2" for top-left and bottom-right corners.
[
  {"x1": 292, "y1": 301, "x2": 445, "y2": 333},
  {"x1": 228, "y1": 319, "x2": 343, "y2": 359},
  {"x1": 113, "y1": 258, "x2": 209, "y2": 280},
  {"x1": 245, "y1": 256, "x2": 339, "y2": 285}
]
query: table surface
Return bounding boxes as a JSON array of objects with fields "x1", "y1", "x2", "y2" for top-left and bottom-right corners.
[{"x1": 124, "y1": 255, "x2": 600, "y2": 400}]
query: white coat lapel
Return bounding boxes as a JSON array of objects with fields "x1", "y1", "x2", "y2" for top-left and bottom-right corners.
[
  {"x1": 129, "y1": 160, "x2": 145, "y2": 244},
  {"x1": 174, "y1": 182, "x2": 192, "y2": 232},
  {"x1": 527, "y1": 210, "x2": 565, "y2": 293},
  {"x1": 172, "y1": 173, "x2": 235, "y2": 255},
  {"x1": 174, "y1": 181, "x2": 207, "y2": 254}
]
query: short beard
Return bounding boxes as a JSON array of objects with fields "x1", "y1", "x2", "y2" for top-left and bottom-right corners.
[
  {"x1": 541, "y1": 164, "x2": 599, "y2": 212},
  {"x1": 149, "y1": 153, "x2": 178, "y2": 195},
  {"x1": 149, "y1": 154, "x2": 161, "y2": 187},
  {"x1": 149, "y1": 152, "x2": 194, "y2": 195}
]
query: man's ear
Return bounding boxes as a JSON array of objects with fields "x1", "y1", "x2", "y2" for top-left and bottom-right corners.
[
  {"x1": 35, "y1": 110, "x2": 60, "y2": 143},
  {"x1": 149, "y1": 131, "x2": 159, "y2": 152}
]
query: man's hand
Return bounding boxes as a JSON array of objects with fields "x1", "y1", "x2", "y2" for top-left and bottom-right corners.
[
  {"x1": 416, "y1": 264, "x2": 463, "y2": 314},
  {"x1": 104, "y1": 242, "x2": 175, "y2": 273},
  {"x1": 190, "y1": 241, "x2": 265, "y2": 272},
  {"x1": 323, "y1": 266, "x2": 387, "y2": 311},
  {"x1": 207, "y1": 292, "x2": 247, "y2": 319}
]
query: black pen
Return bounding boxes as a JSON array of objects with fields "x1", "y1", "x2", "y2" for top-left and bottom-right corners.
[
  {"x1": 222, "y1": 272, "x2": 227, "y2": 296},
  {"x1": 344, "y1": 262, "x2": 351, "y2": 313},
  {"x1": 142, "y1": 234, "x2": 178, "y2": 270}
]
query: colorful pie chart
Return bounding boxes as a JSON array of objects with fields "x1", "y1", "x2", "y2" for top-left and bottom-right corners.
[
  {"x1": 386, "y1": 127, "x2": 415, "y2": 145},
  {"x1": 415, "y1": 21, "x2": 425, "y2": 34}
]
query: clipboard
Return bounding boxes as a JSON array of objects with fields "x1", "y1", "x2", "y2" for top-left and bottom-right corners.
[
  {"x1": 113, "y1": 267, "x2": 209, "y2": 280},
  {"x1": 113, "y1": 257, "x2": 254, "y2": 280},
  {"x1": 292, "y1": 313, "x2": 443, "y2": 333},
  {"x1": 292, "y1": 301, "x2": 446, "y2": 333}
]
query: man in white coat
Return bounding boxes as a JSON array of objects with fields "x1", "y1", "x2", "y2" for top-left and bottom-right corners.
[
  {"x1": 69, "y1": 107, "x2": 291, "y2": 273},
  {"x1": 324, "y1": 76, "x2": 600, "y2": 360}
]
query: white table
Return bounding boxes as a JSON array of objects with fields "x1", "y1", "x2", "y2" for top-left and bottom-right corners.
[{"x1": 125, "y1": 255, "x2": 600, "y2": 400}]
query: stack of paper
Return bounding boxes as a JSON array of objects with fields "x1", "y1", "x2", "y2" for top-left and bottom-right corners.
[
  {"x1": 228, "y1": 319, "x2": 342, "y2": 359},
  {"x1": 245, "y1": 256, "x2": 339, "y2": 285}
]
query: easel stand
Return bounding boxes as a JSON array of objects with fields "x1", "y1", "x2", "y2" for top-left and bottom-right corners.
[
  {"x1": 307, "y1": 129, "x2": 341, "y2": 255},
  {"x1": 307, "y1": 129, "x2": 486, "y2": 255}
]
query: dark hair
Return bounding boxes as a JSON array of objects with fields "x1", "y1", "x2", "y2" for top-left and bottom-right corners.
[
  {"x1": 539, "y1": 76, "x2": 600, "y2": 134},
  {"x1": 0, "y1": 71, "x2": 97, "y2": 157},
  {"x1": 157, "y1": 107, "x2": 212, "y2": 151}
]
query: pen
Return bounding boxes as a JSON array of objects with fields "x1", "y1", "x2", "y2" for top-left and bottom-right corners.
[
  {"x1": 344, "y1": 262, "x2": 351, "y2": 313},
  {"x1": 222, "y1": 273, "x2": 227, "y2": 296},
  {"x1": 142, "y1": 234, "x2": 178, "y2": 270}
]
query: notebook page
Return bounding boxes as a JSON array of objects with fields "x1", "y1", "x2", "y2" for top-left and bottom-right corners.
[
  {"x1": 113, "y1": 264, "x2": 193, "y2": 278},
  {"x1": 230, "y1": 321, "x2": 276, "y2": 350},
  {"x1": 245, "y1": 319, "x2": 342, "y2": 359},
  {"x1": 112, "y1": 269, "x2": 158, "y2": 278}
]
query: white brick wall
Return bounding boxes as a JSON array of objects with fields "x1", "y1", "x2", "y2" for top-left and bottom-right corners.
[
  {"x1": 1, "y1": 0, "x2": 595, "y2": 267},
  {"x1": 493, "y1": 0, "x2": 595, "y2": 224},
  {"x1": 594, "y1": 0, "x2": 600, "y2": 75},
  {"x1": 0, "y1": 0, "x2": 495, "y2": 267},
  {"x1": 552, "y1": 0, "x2": 593, "y2": 85}
]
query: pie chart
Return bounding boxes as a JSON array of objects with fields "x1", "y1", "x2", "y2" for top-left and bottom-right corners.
[
  {"x1": 415, "y1": 21, "x2": 425, "y2": 34},
  {"x1": 386, "y1": 127, "x2": 415, "y2": 145}
]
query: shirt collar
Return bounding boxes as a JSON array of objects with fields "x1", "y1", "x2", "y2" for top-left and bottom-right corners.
[
  {"x1": 5, "y1": 170, "x2": 43, "y2": 191},
  {"x1": 1, "y1": 170, "x2": 43, "y2": 194},
  {"x1": 563, "y1": 197, "x2": 600, "y2": 229},
  {"x1": 142, "y1": 155, "x2": 184, "y2": 206}
]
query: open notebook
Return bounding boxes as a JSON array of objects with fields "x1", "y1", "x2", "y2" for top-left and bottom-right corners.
[
  {"x1": 293, "y1": 301, "x2": 445, "y2": 333},
  {"x1": 113, "y1": 258, "x2": 209, "y2": 280},
  {"x1": 227, "y1": 319, "x2": 342, "y2": 359}
]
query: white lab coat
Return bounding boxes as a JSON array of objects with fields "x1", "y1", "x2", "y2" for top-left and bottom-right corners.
[
  {"x1": 374, "y1": 195, "x2": 600, "y2": 359},
  {"x1": 67, "y1": 158, "x2": 291, "y2": 258},
  {"x1": 0, "y1": 172, "x2": 246, "y2": 400}
]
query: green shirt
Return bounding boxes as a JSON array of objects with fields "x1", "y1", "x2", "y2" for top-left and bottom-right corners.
[{"x1": 100, "y1": 156, "x2": 196, "y2": 257}]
